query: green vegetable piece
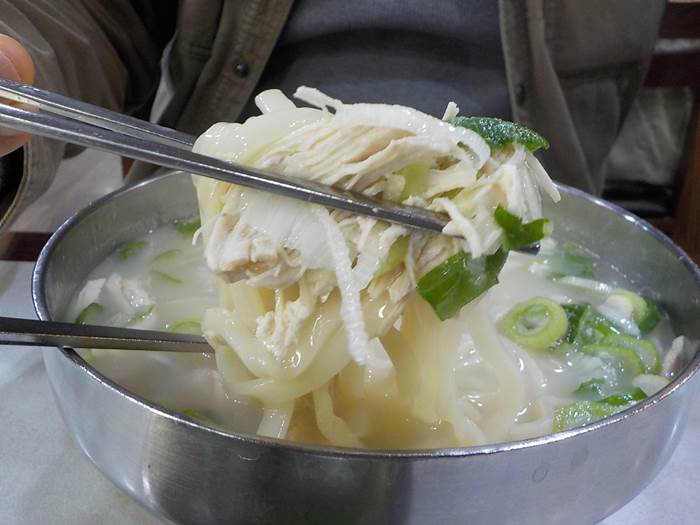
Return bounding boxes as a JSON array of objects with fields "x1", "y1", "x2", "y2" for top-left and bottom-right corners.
[
  {"x1": 74, "y1": 303, "x2": 104, "y2": 325},
  {"x1": 118, "y1": 240, "x2": 148, "y2": 261},
  {"x1": 152, "y1": 248, "x2": 183, "y2": 262},
  {"x1": 575, "y1": 306, "x2": 622, "y2": 344},
  {"x1": 580, "y1": 343, "x2": 645, "y2": 385},
  {"x1": 610, "y1": 290, "x2": 661, "y2": 335},
  {"x1": 450, "y1": 116, "x2": 549, "y2": 152},
  {"x1": 554, "y1": 388, "x2": 647, "y2": 432},
  {"x1": 553, "y1": 401, "x2": 619, "y2": 433},
  {"x1": 417, "y1": 248, "x2": 508, "y2": 321},
  {"x1": 397, "y1": 161, "x2": 429, "y2": 200},
  {"x1": 173, "y1": 216, "x2": 201, "y2": 237},
  {"x1": 600, "y1": 388, "x2": 647, "y2": 406},
  {"x1": 181, "y1": 408, "x2": 206, "y2": 421},
  {"x1": 151, "y1": 270, "x2": 183, "y2": 284},
  {"x1": 575, "y1": 377, "x2": 606, "y2": 399},
  {"x1": 124, "y1": 305, "x2": 154, "y2": 327},
  {"x1": 636, "y1": 296, "x2": 661, "y2": 334},
  {"x1": 494, "y1": 205, "x2": 552, "y2": 250},
  {"x1": 168, "y1": 320, "x2": 202, "y2": 335},
  {"x1": 601, "y1": 334, "x2": 660, "y2": 374},
  {"x1": 561, "y1": 303, "x2": 588, "y2": 344},
  {"x1": 536, "y1": 242, "x2": 596, "y2": 279},
  {"x1": 499, "y1": 297, "x2": 568, "y2": 350},
  {"x1": 375, "y1": 237, "x2": 409, "y2": 278}
]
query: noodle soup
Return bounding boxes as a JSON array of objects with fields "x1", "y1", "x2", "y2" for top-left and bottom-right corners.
[{"x1": 67, "y1": 219, "x2": 681, "y2": 449}]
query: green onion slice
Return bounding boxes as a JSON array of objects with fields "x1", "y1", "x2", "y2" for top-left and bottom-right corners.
[
  {"x1": 123, "y1": 305, "x2": 154, "y2": 327},
  {"x1": 118, "y1": 240, "x2": 148, "y2": 261},
  {"x1": 74, "y1": 303, "x2": 104, "y2": 325},
  {"x1": 575, "y1": 377, "x2": 606, "y2": 398},
  {"x1": 561, "y1": 303, "x2": 588, "y2": 344},
  {"x1": 499, "y1": 297, "x2": 568, "y2": 350},
  {"x1": 600, "y1": 388, "x2": 647, "y2": 406},
  {"x1": 151, "y1": 270, "x2": 183, "y2": 284},
  {"x1": 553, "y1": 387, "x2": 647, "y2": 432},
  {"x1": 636, "y1": 297, "x2": 661, "y2": 334},
  {"x1": 450, "y1": 116, "x2": 550, "y2": 152},
  {"x1": 534, "y1": 241, "x2": 596, "y2": 279},
  {"x1": 493, "y1": 205, "x2": 551, "y2": 251},
  {"x1": 152, "y1": 248, "x2": 183, "y2": 262},
  {"x1": 601, "y1": 334, "x2": 660, "y2": 374},
  {"x1": 417, "y1": 248, "x2": 508, "y2": 321},
  {"x1": 181, "y1": 408, "x2": 206, "y2": 421},
  {"x1": 173, "y1": 216, "x2": 201, "y2": 237},
  {"x1": 575, "y1": 306, "x2": 622, "y2": 344},
  {"x1": 580, "y1": 344, "x2": 645, "y2": 387},
  {"x1": 375, "y1": 236, "x2": 409, "y2": 279},
  {"x1": 553, "y1": 401, "x2": 619, "y2": 432},
  {"x1": 396, "y1": 161, "x2": 429, "y2": 200},
  {"x1": 167, "y1": 320, "x2": 202, "y2": 335}
]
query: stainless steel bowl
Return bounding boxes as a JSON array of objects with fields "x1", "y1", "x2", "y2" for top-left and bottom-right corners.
[{"x1": 33, "y1": 172, "x2": 700, "y2": 525}]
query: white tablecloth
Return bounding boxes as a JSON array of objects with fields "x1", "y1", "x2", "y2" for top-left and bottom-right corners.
[{"x1": 1, "y1": 261, "x2": 698, "y2": 524}]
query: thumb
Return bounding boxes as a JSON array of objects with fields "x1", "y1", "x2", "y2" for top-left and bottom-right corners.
[
  {"x1": 0, "y1": 35, "x2": 34, "y2": 151},
  {"x1": 0, "y1": 34, "x2": 34, "y2": 83}
]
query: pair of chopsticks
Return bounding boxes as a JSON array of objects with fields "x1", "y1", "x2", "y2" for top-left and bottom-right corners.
[{"x1": 0, "y1": 78, "x2": 450, "y2": 234}]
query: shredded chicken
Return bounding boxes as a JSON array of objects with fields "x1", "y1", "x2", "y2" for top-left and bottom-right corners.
[{"x1": 193, "y1": 88, "x2": 560, "y2": 365}]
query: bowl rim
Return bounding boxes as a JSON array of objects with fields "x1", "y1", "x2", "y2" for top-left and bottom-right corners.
[{"x1": 32, "y1": 171, "x2": 700, "y2": 460}]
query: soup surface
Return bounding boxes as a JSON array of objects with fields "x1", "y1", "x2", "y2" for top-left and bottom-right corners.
[{"x1": 67, "y1": 219, "x2": 679, "y2": 448}]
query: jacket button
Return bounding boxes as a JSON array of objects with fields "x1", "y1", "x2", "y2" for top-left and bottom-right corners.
[
  {"x1": 234, "y1": 62, "x2": 249, "y2": 78},
  {"x1": 515, "y1": 83, "x2": 527, "y2": 105}
]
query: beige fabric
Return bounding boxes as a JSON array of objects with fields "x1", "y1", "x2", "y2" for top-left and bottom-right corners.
[
  {"x1": 500, "y1": 0, "x2": 665, "y2": 194},
  {"x1": 0, "y1": 0, "x2": 665, "y2": 227}
]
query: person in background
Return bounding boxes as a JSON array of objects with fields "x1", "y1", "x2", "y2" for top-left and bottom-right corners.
[{"x1": 0, "y1": 1, "x2": 665, "y2": 230}]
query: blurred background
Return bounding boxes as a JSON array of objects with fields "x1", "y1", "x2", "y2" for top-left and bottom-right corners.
[{"x1": 6, "y1": 1, "x2": 700, "y2": 262}]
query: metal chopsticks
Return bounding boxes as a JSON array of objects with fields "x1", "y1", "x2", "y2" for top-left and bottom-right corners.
[
  {"x1": 0, "y1": 316, "x2": 212, "y2": 353},
  {"x1": 0, "y1": 78, "x2": 450, "y2": 234}
]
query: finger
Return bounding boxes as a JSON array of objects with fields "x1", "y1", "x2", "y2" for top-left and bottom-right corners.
[
  {"x1": 0, "y1": 34, "x2": 35, "y2": 83},
  {"x1": 0, "y1": 35, "x2": 35, "y2": 153}
]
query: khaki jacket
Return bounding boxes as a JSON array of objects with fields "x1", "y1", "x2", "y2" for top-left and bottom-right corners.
[{"x1": 0, "y1": 0, "x2": 665, "y2": 229}]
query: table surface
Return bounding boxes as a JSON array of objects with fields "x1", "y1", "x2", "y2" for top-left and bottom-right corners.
[{"x1": 1, "y1": 258, "x2": 699, "y2": 525}]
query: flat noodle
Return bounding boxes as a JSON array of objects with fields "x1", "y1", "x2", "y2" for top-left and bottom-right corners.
[
  {"x1": 257, "y1": 401, "x2": 295, "y2": 439},
  {"x1": 190, "y1": 87, "x2": 567, "y2": 448},
  {"x1": 312, "y1": 383, "x2": 362, "y2": 447}
]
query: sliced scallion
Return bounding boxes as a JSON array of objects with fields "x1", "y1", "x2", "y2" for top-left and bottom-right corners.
[
  {"x1": 396, "y1": 161, "x2": 429, "y2": 200},
  {"x1": 552, "y1": 401, "x2": 619, "y2": 433},
  {"x1": 600, "y1": 388, "x2": 646, "y2": 406},
  {"x1": 375, "y1": 236, "x2": 408, "y2": 278},
  {"x1": 152, "y1": 248, "x2": 183, "y2": 262},
  {"x1": 417, "y1": 248, "x2": 508, "y2": 321},
  {"x1": 575, "y1": 377, "x2": 606, "y2": 398},
  {"x1": 181, "y1": 408, "x2": 206, "y2": 421},
  {"x1": 580, "y1": 343, "x2": 645, "y2": 386},
  {"x1": 118, "y1": 240, "x2": 148, "y2": 261},
  {"x1": 499, "y1": 297, "x2": 568, "y2": 350},
  {"x1": 561, "y1": 303, "x2": 587, "y2": 344},
  {"x1": 151, "y1": 270, "x2": 183, "y2": 284},
  {"x1": 74, "y1": 302, "x2": 104, "y2": 325},
  {"x1": 493, "y1": 205, "x2": 551, "y2": 251},
  {"x1": 123, "y1": 305, "x2": 154, "y2": 327},
  {"x1": 450, "y1": 116, "x2": 549, "y2": 152},
  {"x1": 601, "y1": 334, "x2": 660, "y2": 374},
  {"x1": 167, "y1": 320, "x2": 202, "y2": 335},
  {"x1": 173, "y1": 216, "x2": 201, "y2": 237},
  {"x1": 575, "y1": 306, "x2": 622, "y2": 344}
]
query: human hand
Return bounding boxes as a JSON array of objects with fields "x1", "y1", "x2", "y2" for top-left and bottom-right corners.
[{"x1": 0, "y1": 34, "x2": 35, "y2": 156}]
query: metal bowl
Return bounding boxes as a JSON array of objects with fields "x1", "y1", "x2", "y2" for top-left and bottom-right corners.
[{"x1": 33, "y1": 171, "x2": 700, "y2": 525}]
